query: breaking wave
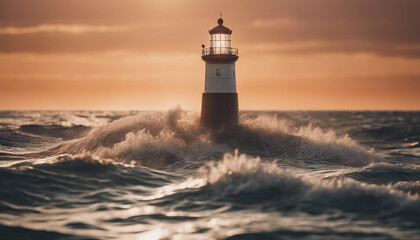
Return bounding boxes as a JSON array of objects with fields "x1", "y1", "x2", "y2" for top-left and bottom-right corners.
[
  {"x1": 197, "y1": 153, "x2": 419, "y2": 223},
  {"x1": 32, "y1": 108, "x2": 380, "y2": 168}
]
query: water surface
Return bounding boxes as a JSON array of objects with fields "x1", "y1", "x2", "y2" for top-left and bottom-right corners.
[{"x1": 0, "y1": 110, "x2": 419, "y2": 239}]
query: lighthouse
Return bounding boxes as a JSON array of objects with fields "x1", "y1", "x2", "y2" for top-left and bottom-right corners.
[{"x1": 201, "y1": 17, "x2": 239, "y2": 129}]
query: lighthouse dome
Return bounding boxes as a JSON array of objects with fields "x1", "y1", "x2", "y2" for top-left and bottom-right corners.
[{"x1": 209, "y1": 18, "x2": 232, "y2": 34}]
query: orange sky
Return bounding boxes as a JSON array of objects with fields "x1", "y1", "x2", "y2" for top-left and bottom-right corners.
[{"x1": 0, "y1": 0, "x2": 419, "y2": 110}]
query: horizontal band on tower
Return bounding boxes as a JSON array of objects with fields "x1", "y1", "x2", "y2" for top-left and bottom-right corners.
[
  {"x1": 202, "y1": 54, "x2": 239, "y2": 63},
  {"x1": 200, "y1": 93, "x2": 239, "y2": 129}
]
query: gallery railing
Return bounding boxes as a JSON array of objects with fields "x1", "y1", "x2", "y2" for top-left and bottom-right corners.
[{"x1": 202, "y1": 47, "x2": 238, "y2": 56}]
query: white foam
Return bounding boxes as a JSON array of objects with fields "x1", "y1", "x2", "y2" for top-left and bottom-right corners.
[
  {"x1": 242, "y1": 114, "x2": 381, "y2": 166},
  {"x1": 199, "y1": 152, "x2": 416, "y2": 213},
  {"x1": 55, "y1": 109, "x2": 381, "y2": 167}
]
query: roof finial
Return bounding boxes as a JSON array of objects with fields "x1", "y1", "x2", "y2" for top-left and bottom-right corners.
[{"x1": 218, "y1": 11, "x2": 224, "y2": 25}]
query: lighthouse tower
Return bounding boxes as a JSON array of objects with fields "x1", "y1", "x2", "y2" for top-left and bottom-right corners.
[{"x1": 201, "y1": 17, "x2": 239, "y2": 129}]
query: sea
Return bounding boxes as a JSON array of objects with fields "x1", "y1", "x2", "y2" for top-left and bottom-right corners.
[{"x1": 0, "y1": 109, "x2": 419, "y2": 240}]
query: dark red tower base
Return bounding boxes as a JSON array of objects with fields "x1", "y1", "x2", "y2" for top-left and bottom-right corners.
[{"x1": 200, "y1": 93, "x2": 239, "y2": 129}]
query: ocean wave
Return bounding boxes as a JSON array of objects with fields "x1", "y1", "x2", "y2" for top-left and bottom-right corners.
[
  {"x1": 391, "y1": 181, "x2": 420, "y2": 195},
  {"x1": 19, "y1": 124, "x2": 91, "y2": 140},
  {"x1": 346, "y1": 162, "x2": 420, "y2": 185},
  {"x1": 197, "y1": 153, "x2": 419, "y2": 222},
  {"x1": 200, "y1": 151, "x2": 307, "y2": 201},
  {"x1": 352, "y1": 125, "x2": 420, "y2": 144},
  {"x1": 0, "y1": 154, "x2": 174, "y2": 211},
  {"x1": 0, "y1": 128, "x2": 45, "y2": 148},
  {"x1": 241, "y1": 114, "x2": 380, "y2": 166},
  {"x1": 38, "y1": 108, "x2": 380, "y2": 168}
]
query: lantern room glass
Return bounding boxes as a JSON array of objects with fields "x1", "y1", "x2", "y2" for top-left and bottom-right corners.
[{"x1": 209, "y1": 34, "x2": 231, "y2": 54}]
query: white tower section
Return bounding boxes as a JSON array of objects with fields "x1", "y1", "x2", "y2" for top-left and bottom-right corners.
[{"x1": 204, "y1": 63, "x2": 236, "y2": 93}]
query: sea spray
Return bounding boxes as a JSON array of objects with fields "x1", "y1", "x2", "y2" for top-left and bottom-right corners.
[{"x1": 38, "y1": 109, "x2": 380, "y2": 168}]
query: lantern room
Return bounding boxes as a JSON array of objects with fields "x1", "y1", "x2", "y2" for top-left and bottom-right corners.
[{"x1": 202, "y1": 18, "x2": 238, "y2": 58}]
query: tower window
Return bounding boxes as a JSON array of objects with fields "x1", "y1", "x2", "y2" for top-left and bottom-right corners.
[{"x1": 216, "y1": 69, "x2": 221, "y2": 76}]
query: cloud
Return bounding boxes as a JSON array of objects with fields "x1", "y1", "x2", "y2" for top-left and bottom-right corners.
[
  {"x1": 0, "y1": 24, "x2": 132, "y2": 35},
  {"x1": 0, "y1": 0, "x2": 419, "y2": 58},
  {"x1": 242, "y1": 41, "x2": 420, "y2": 59}
]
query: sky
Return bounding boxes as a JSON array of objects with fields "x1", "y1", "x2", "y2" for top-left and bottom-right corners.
[{"x1": 0, "y1": 0, "x2": 419, "y2": 111}]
